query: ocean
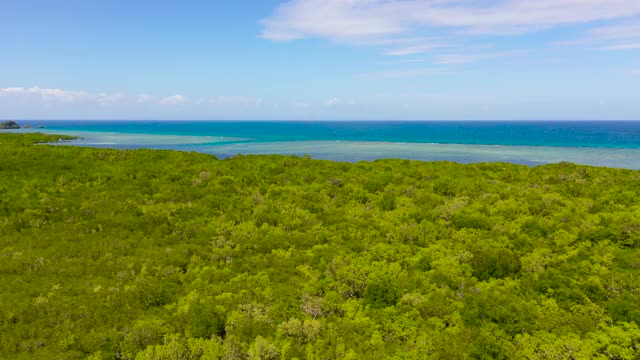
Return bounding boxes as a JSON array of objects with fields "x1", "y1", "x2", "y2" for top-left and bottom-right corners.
[{"x1": 9, "y1": 120, "x2": 640, "y2": 169}]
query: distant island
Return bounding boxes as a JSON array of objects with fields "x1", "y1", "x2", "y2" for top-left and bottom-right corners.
[
  {"x1": 0, "y1": 121, "x2": 45, "y2": 129},
  {"x1": 0, "y1": 121, "x2": 20, "y2": 129}
]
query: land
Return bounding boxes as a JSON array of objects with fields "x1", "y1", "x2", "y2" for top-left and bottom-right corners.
[
  {"x1": 0, "y1": 121, "x2": 21, "y2": 129},
  {"x1": 0, "y1": 121, "x2": 45, "y2": 129},
  {"x1": 0, "y1": 133, "x2": 639, "y2": 360}
]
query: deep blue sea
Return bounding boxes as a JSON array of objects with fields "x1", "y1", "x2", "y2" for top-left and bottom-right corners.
[
  {"x1": 20, "y1": 120, "x2": 640, "y2": 148},
  {"x1": 10, "y1": 120, "x2": 640, "y2": 169}
]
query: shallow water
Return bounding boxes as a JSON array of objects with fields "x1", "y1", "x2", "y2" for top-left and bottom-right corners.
[
  {"x1": 195, "y1": 140, "x2": 640, "y2": 169},
  {"x1": 4, "y1": 122, "x2": 640, "y2": 169},
  {"x1": 31, "y1": 130, "x2": 242, "y2": 146}
]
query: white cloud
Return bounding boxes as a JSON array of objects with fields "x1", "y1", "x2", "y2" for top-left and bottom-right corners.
[
  {"x1": 205, "y1": 96, "x2": 264, "y2": 107},
  {"x1": 0, "y1": 86, "x2": 282, "y2": 119},
  {"x1": 590, "y1": 22, "x2": 640, "y2": 41},
  {"x1": 434, "y1": 50, "x2": 525, "y2": 64},
  {"x1": 600, "y1": 43, "x2": 640, "y2": 51},
  {"x1": 385, "y1": 43, "x2": 446, "y2": 56},
  {"x1": 0, "y1": 87, "x2": 191, "y2": 106},
  {"x1": 358, "y1": 67, "x2": 443, "y2": 79},
  {"x1": 262, "y1": 0, "x2": 640, "y2": 45},
  {"x1": 158, "y1": 94, "x2": 187, "y2": 105},
  {"x1": 136, "y1": 94, "x2": 156, "y2": 103},
  {"x1": 354, "y1": 36, "x2": 435, "y2": 47},
  {"x1": 435, "y1": 54, "x2": 481, "y2": 65},
  {"x1": 96, "y1": 92, "x2": 128, "y2": 105},
  {"x1": 0, "y1": 86, "x2": 279, "y2": 120},
  {"x1": 379, "y1": 58, "x2": 427, "y2": 65},
  {"x1": 0, "y1": 87, "x2": 28, "y2": 95},
  {"x1": 560, "y1": 21, "x2": 640, "y2": 51},
  {"x1": 631, "y1": 69, "x2": 640, "y2": 75},
  {"x1": 326, "y1": 97, "x2": 341, "y2": 106},
  {"x1": 0, "y1": 86, "x2": 90, "y2": 103},
  {"x1": 261, "y1": 0, "x2": 407, "y2": 41},
  {"x1": 293, "y1": 101, "x2": 311, "y2": 108},
  {"x1": 325, "y1": 97, "x2": 357, "y2": 106},
  {"x1": 262, "y1": 1, "x2": 640, "y2": 61}
]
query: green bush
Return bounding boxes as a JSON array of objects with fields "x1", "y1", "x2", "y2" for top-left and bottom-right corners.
[{"x1": 1, "y1": 133, "x2": 639, "y2": 360}]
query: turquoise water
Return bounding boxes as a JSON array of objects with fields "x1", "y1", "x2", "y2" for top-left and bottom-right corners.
[{"x1": 8, "y1": 120, "x2": 640, "y2": 169}]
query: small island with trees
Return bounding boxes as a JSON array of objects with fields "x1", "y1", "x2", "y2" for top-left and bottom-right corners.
[
  {"x1": 0, "y1": 121, "x2": 21, "y2": 129},
  {"x1": 0, "y1": 121, "x2": 44, "y2": 129}
]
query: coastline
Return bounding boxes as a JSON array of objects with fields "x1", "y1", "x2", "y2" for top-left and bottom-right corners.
[{"x1": 4, "y1": 126, "x2": 640, "y2": 169}]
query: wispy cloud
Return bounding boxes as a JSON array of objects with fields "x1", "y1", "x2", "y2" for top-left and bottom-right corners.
[
  {"x1": 326, "y1": 97, "x2": 342, "y2": 106},
  {"x1": 0, "y1": 86, "x2": 269, "y2": 109},
  {"x1": 0, "y1": 86, "x2": 90, "y2": 103},
  {"x1": 434, "y1": 50, "x2": 525, "y2": 64},
  {"x1": 560, "y1": 21, "x2": 640, "y2": 51},
  {"x1": 601, "y1": 43, "x2": 640, "y2": 51},
  {"x1": 353, "y1": 36, "x2": 435, "y2": 47},
  {"x1": 158, "y1": 94, "x2": 187, "y2": 105},
  {"x1": 0, "y1": 85, "x2": 277, "y2": 119},
  {"x1": 204, "y1": 96, "x2": 264, "y2": 107},
  {"x1": 590, "y1": 22, "x2": 640, "y2": 41},
  {"x1": 357, "y1": 67, "x2": 445, "y2": 80},
  {"x1": 379, "y1": 58, "x2": 427, "y2": 65},
  {"x1": 96, "y1": 93, "x2": 128, "y2": 105},
  {"x1": 0, "y1": 86, "x2": 184, "y2": 106},
  {"x1": 385, "y1": 43, "x2": 446, "y2": 56},
  {"x1": 631, "y1": 69, "x2": 640, "y2": 75},
  {"x1": 293, "y1": 101, "x2": 311, "y2": 108},
  {"x1": 262, "y1": 0, "x2": 640, "y2": 47},
  {"x1": 136, "y1": 94, "x2": 156, "y2": 104},
  {"x1": 325, "y1": 97, "x2": 357, "y2": 106}
]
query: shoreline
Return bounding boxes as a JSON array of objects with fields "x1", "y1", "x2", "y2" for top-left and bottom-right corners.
[{"x1": 3, "y1": 128, "x2": 639, "y2": 170}]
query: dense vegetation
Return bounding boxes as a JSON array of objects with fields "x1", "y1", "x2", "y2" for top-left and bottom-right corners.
[{"x1": 1, "y1": 133, "x2": 639, "y2": 359}]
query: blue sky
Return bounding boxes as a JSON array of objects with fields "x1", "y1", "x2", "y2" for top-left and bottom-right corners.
[{"x1": 1, "y1": 0, "x2": 639, "y2": 120}]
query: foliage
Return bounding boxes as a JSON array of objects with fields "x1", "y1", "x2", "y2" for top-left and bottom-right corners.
[{"x1": 1, "y1": 133, "x2": 640, "y2": 359}]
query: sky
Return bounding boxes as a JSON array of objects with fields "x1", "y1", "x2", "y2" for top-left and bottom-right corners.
[{"x1": 1, "y1": 0, "x2": 639, "y2": 120}]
